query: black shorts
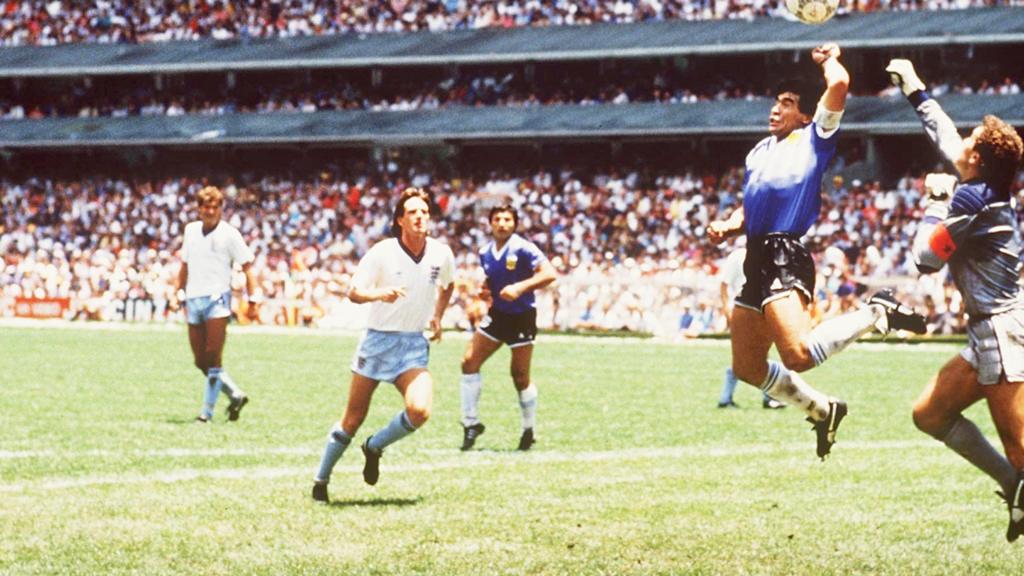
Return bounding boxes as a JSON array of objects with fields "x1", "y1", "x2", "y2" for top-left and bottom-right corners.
[
  {"x1": 478, "y1": 308, "x2": 538, "y2": 348},
  {"x1": 736, "y1": 233, "x2": 815, "y2": 312}
]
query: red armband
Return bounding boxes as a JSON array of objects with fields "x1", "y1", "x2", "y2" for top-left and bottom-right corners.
[{"x1": 928, "y1": 224, "x2": 956, "y2": 261}]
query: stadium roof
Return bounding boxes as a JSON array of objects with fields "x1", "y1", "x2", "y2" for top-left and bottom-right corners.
[
  {"x1": 2, "y1": 94, "x2": 1021, "y2": 148},
  {"x1": 0, "y1": 8, "x2": 1021, "y2": 77}
]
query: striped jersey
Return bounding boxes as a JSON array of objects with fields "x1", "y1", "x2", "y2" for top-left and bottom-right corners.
[
  {"x1": 742, "y1": 122, "x2": 839, "y2": 238},
  {"x1": 480, "y1": 233, "x2": 548, "y2": 315}
]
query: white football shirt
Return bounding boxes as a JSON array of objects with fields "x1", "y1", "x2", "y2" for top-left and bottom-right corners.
[
  {"x1": 181, "y1": 220, "x2": 255, "y2": 298},
  {"x1": 351, "y1": 237, "x2": 455, "y2": 332},
  {"x1": 721, "y1": 247, "x2": 747, "y2": 300}
]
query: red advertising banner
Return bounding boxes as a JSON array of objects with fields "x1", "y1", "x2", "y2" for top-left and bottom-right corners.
[{"x1": 14, "y1": 297, "x2": 70, "y2": 319}]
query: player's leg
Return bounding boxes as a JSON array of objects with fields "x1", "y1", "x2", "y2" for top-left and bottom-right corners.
[
  {"x1": 800, "y1": 289, "x2": 926, "y2": 368},
  {"x1": 459, "y1": 331, "x2": 502, "y2": 449},
  {"x1": 361, "y1": 368, "x2": 433, "y2": 485},
  {"x1": 200, "y1": 316, "x2": 229, "y2": 420},
  {"x1": 510, "y1": 343, "x2": 537, "y2": 450},
  {"x1": 912, "y1": 355, "x2": 1016, "y2": 494},
  {"x1": 206, "y1": 295, "x2": 249, "y2": 421},
  {"x1": 984, "y1": 379, "x2": 1024, "y2": 542},
  {"x1": 188, "y1": 317, "x2": 216, "y2": 422},
  {"x1": 312, "y1": 372, "x2": 379, "y2": 501},
  {"x1": 718, "y1": 366, "x2": 739, "y2": 408},
  {"x1": 762, "y1": 293, "x2": 846, "y2": 458}
]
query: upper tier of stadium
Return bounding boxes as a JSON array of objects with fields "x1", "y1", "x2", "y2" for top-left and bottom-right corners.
[
  {"x1": 0, "y1": 6, "x2": 1021, "y2": 75},
  {"x1": 2, "y1": 93, "x2": 1021, "y2": 147}
]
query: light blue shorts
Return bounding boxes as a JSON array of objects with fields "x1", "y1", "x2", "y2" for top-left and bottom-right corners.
[
  {"x1": 186, "y1": 292, "x2": 232, "y2": 325},
  {"x1": 351, "y1": 329, "x2": 430, "y2": 384}
]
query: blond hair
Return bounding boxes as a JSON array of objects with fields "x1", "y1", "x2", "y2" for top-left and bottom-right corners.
[{"x1": 196, "y1": 186, "x2": 224, "y2": 207}]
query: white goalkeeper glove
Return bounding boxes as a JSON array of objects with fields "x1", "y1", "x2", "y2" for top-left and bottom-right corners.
[
  {"x1": 924, "y1": 173, "x2": 957, "y2": 202},
  {"x1": 923, "y1": 173, "x2": 957, "y2": 221},
  {"x1": 885, "y1": 59, "x2": 926, "y2": 97}
]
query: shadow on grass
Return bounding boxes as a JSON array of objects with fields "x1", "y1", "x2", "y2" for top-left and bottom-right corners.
[
  {"x1": 328, "y1": 497, "x2": 422, "y2": 508},
  {"x1": 163, "y1": 416, "x2": 202, "y2": 425}
]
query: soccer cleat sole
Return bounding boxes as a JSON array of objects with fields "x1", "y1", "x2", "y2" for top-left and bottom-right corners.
[{"x1": 227, "y1": 396, "x2": 249, "y2": 422}]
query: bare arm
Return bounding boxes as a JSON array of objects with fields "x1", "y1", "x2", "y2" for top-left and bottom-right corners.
[
  {"x1": 169, "y1": 262, "x2": 188, "y2": 311},
  {"x1": 429, "y1": 283, "x2": 455, "y2": 342},
  {"x1": 708, "y1": 207, "x2": 744, "y2": 244},
  {"x1": 499, "y1": 260, "x2": 558, "y2": 302},
  {"x1": 348, "y1": 285, "x2": 406, "y2": 304},
  {"x1": 813, "y1": 44, "x2": 849, "y2": 113}
]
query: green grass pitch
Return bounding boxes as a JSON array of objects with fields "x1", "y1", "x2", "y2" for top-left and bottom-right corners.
[{"x1": 0, "y1": 325, "x2": 1019, "y2": 574}]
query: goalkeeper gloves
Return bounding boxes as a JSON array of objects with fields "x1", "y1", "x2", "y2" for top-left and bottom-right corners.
[
  {"x1": 923, "y1": 173, "x2": 957, "y2": 221},
  {"x1": 924, "y1": 173, "x2": 957, "y2": 202},
  {"x1": 885, "y1": 59, "x2": 926, "y2": 97}
]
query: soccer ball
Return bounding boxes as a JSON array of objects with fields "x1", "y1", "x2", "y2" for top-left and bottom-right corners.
[{"x1": 786, "y1": 0, "x2": 838, "y2": 25}]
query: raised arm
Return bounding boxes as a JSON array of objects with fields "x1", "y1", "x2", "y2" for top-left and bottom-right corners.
[
  {"x1": 886, "y1": 59, "x2": 963, "y2": 172},
  {"x1": 813, "y1": 43, "x2": 849, "y2": 114}
]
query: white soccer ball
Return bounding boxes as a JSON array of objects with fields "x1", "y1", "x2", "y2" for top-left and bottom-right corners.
[{"x1": 786, "y1": 0, "x2": 838, "y2": 25}]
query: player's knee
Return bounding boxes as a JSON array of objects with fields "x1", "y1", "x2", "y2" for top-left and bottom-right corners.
[
  {"x1": 511, "y1": 369, "x2": 530, "y2": 390},
  {"x1": 911, "y1": 402, "x2": 947, "y2": 438},
  {"x1": 342, "y1": 413, "x2": 366, "y2": 434},
  {"x1": 778, "y1": 348, "x2": 814, "y2": 373},
  {"x1": 406, "y1": 404, "x2": 431, "y2": 427},
  {"x1": 461, "y1": 355, "x2": 480, "y2": 374}
]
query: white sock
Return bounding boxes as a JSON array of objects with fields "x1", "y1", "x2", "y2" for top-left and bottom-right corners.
[
  {"x1": 802, "y1": 306, "x2": 880, "y2": 366},
  {"x1": 518, "y1": 384, "x2": 538, "y2": 430},
  {"x1": 461, "y1": 373, "x2": 482, "y2": 427},
  {"x1": 218, "y1": 369, "x2": 244, "y2": 399},
  {"x1": 760, "y1": 361, "x2": 830, "y2": 421}
]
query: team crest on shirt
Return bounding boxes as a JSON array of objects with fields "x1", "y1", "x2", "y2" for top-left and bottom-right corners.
[
  {"x1": 506, "y1": 254, "x2": 518, "y2": 271},
  {"x1": 430, "y1": 266, "x2": 440, "y2": 282}
]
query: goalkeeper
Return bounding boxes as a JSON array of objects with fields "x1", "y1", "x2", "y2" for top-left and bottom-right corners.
[{"x1": 887, "y1": 58, "x2": 1024, "y2": 543}]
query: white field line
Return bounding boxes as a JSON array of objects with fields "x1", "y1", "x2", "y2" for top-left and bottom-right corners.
[
  {"x1": 1, "y1": 439, "x2": 940, "y2": 493},
  {"x1": 0, "y1": 316, "x2": 962, "y2": 351}
]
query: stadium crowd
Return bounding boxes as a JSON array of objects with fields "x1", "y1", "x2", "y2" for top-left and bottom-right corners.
[
  {"x1": 3, "y1": 163, "x2": 1022, "y2": 334},
  {"x1": 0, "y1": 0, "x2": 1012, "y2": 47},
  {"x1": 1, "y1": 67, "x2": 1018, "y2": 121}
]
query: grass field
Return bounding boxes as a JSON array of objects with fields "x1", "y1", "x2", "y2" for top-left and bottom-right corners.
[{"x1": 1, "y1": 324, "x2": 1019, "y2": 574}]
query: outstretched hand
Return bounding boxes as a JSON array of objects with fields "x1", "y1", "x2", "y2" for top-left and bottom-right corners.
[{"x1": 812, "y1": 43, "x2": 840, "y2": 65}]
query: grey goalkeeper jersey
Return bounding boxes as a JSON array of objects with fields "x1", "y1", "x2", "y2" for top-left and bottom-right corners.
[{"x1": 911, "y1": 96, "x2": 1024, "y2": 318}]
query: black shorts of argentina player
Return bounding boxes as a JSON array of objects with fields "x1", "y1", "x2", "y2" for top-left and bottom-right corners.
[
  {"x1": 478, "y1": 308, "x2": 539, "y2": 348},
  {"x1": 735, "y1": 233, "x2": 816, "y2": 313}
]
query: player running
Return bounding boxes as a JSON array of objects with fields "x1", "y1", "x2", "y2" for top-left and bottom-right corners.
[
  {"x1": 312, "y1": 187, "x2": 455, "y2": 502},
  {"x1": 887, "y1": 58, "x2": 1024, "y2": 542},
  {"x1": 459, "y1": 204, "x2": 557, "y2": 451},
  {"x1": 707, "y1": 44, "x2": 926, "y2": 460},
  {"x1": 169, "y1": 186, "x2": 257, "y2": 423}
]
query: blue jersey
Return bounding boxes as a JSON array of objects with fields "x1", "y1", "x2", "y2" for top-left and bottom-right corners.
[
  {"x1": 480, "y1": 233, "x2": 548, "y2": 315},
  {"x1": 742, "y1": 122, "x2": 838, "y2": 238}
]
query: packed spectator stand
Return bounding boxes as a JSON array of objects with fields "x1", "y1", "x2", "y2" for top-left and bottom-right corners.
[
  {"x1": 3, "y1": 164, "x2": 1021, "y2": 334},
  {"x1": 1, "y1": 0, "x2": 1015, "y2": 47}
]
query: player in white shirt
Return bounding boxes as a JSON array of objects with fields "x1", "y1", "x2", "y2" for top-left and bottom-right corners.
[
  {"x1": 312, "y1": 187, "x2": 455, "y2": 502},
  {"x1": 168, "y1": 186, "x2": 259, "y2": 423}
]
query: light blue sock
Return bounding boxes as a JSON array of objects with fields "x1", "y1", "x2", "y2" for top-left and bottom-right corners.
[
  {"x1": 201, "y1": 368, "x2": 224, "y2": 419},
  {"x1": 218, "y1": 369, "x2": 244, "y2": 400},
  {"x1": 315, "y1": 423, "x2": 352, "y2": 484},
  {"x1": 718, "y1": 367, "x2": 738, "y2": 405},
  {"x1": 367, "y1": 411, "x2": 417, "y2": 453}
]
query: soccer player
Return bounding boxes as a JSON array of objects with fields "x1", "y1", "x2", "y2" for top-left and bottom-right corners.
[
  {"x1": 312, "y1": 187, "x2": 455, "y2": 502},
  {"x1": 168, "y1": 186, "x2": 257, "y2": 423},
  {"x1": 707, "y1": 43, "x2": 926, "y2": 460},
  {"x1": 887, "y1": 58, "x2": 1024, "y2": 542},
  {"x1": 716, "y1": 240, "x2": 784, "y2": 410},
  {"x1": 459, "y1": 204, "x2": 557, "y2": 451}
]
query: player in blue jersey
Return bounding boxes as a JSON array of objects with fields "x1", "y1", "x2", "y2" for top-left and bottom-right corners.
[
  {"x1": 707, "y1": 43, "x2": 926, "y2": 460},
  {"x1": 459, "y1": 204, "x2": 558, "y2": 451},
  {"x1": 887, "y1": 58, "x2": 1024, "y2": 542}
]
